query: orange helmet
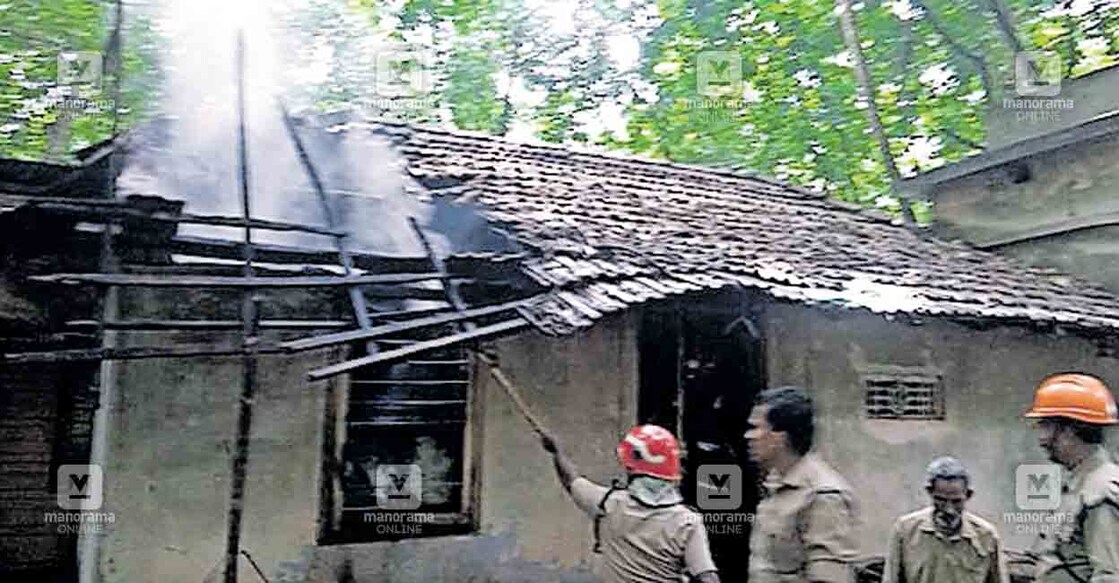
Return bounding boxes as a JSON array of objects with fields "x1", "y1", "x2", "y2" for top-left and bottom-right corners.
[
  {"x1": 1025, "y1": 373, "x2": 1118, "y2": 425},
  {"x1": 616, "y1": 425, "x2": 682, "y2": 481}
]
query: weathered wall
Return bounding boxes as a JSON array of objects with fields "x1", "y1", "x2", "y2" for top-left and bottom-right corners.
[
  {"x1": 0, "y1": 362, "x2": 95, "y2": 579},
  {"x1": 102, "y1": 299, "x2": 638, "y2": 582},
  {"x1": 476, "y1": 311, "x2": 639, "y2": 570},
  {"x1": 97, "y1": 282, "x2": 345, "y2": 583},
  {"x1": 100, "y1": 333, "x2": 337, "y2": 582},
  {"x1": 987, "y1": 65, "x2": 1119, "y2": 148},
  {"x1": 931, "y1": 123, "x2": 1119, "y2": 294},
  {"x1": 764, "y1": 302, "x2": 1119, "y2": 556},
  {"x1": 305, "y1": 312, "x2": 640, "y2": 582}
]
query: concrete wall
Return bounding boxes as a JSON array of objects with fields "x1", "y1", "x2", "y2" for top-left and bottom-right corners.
[
  {"x1": 97, "y1": 285, "x2": 346, "y2": 582},
  {"x1": 305, "y1": 311, "x2": 640, "y2": 582},
  {"x1": 988, "y1": 65, "x2": 1119, "y2": 148},
  {"x1": 102, "y1": 300, "x2": 639, "y2": 582},
  {"x1": 931, "y1": 131, "x2": 1119, "y2": 293},
  {"x1": 764, "y1": 303, "x2": 1119, "y2": 556},
  {"x1": 99, "y1": 330, "x2": 337, "y2": 582}
]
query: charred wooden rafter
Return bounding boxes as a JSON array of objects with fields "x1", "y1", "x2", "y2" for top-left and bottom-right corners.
[
  {"x1": 164, "y1": 235, "x2": 432, "y2": 273},
  {"x1": 1, "y1": 341, "x2": 286, "y2": 363},
  {"x1": 305, "y1": 318, "x2": 529, "y2": 381},
  {"x1": 1, "y1": 196, "x2": 347, "y2": 237},
  {"x1": 279, "y1": 101, "x2": 375, "y2": 351},
  {"x1": 30, "y1": 272, "x2": 463, "y2": 288},
  {"x1": 65, "y1": 319, "x2": 352, "y2": 331},
  {"x1": 280, "y1": 299, "x2": 529, "y2": 353}
]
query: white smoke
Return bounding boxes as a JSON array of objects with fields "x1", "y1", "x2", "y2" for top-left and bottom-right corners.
[{"x1": 117, "y1": 0, "x2": 433, "y2": 255}]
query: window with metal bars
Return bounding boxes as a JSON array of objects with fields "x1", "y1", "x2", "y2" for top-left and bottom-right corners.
[
  {"x1": 328, "y1": 324, "x2": 476, "y2": 542},
  {"x1": 861, "y1": 368, "x2": 945, "y2": 420}
]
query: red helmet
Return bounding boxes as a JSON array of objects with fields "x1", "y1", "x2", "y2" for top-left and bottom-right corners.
[{"x1": 616, "y1": 425, "x2": 682, "y2": 481}]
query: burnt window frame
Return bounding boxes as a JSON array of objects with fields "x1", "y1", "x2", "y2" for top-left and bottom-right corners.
[{"x1": 318, "y1": 339, "x2": 480, "y2": 544}]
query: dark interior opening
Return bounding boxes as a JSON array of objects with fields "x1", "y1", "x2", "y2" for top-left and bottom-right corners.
[{"x1": 638, "y1": 292, "x2": 766, "y2": 581}]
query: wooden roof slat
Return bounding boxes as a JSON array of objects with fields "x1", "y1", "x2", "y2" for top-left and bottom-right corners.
[
  {"x1": 281, "y1": 299, "x2": 528, "y2": 353},
  {"x1": 30, "y1": 272, "x2": 461, "y2": 288},
  {"x1": 306, "y1": 319, "x2": 528, "y2": 381}
]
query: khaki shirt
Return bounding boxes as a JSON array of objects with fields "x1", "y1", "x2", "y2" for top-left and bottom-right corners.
[
  {"x1": 884, "y1": 507, "x2": 1008, "y2": 583},
  {"x1": 749, "y1": 453, "x2": 860, "y2": 582},
  {"x1": 1034, "y1": 448, "x2": 1119, "y2": 583},
  {"x1": 569, "y1": 477, "x2": 717, "y2": 583}
]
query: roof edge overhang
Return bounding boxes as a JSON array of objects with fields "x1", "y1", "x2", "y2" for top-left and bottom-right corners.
[{"x1": 902, "y1": 110, "x2": 1119, "y2": 198}]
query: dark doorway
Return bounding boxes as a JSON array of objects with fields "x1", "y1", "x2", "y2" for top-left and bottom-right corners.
[{"x1": 638, "y1": 294, "x2": 766, "y2": 581}]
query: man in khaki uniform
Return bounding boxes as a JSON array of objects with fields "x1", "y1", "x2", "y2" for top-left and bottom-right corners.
[
  {"x1": 541, "y1": 424, "x2": 720, "y2": 583},
  {"x1": 884, "y1": 456, "x2": 1008, "y2": 583},
  {"x1": 745, "y1": 386, "x2": 860, "y2": 582},
  {"x1": 1024, "y1": 373, "x2": 1119, "y2": 583}
]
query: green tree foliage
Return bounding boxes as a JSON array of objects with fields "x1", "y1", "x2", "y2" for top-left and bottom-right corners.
[
  {"x1": 0, "y1": 0, "x2": 160, "y2": 161},
  {"x1": 5, "y1": 0, "x2": 1119, "y2": 212},
  {"x1": 346, "y1": 0, "x2": 1119, "y2": 212}
]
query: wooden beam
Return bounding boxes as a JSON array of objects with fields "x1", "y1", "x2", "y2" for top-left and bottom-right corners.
[
  {"x1": 31, "y1": 272, "x2": 460, "y2": 288},
  {"x1": 278, "y1": 101, "x2": 374, "y2": 349},
  {"x1": 0, "y1": 194, "x2": 129, "y2": 207},
  {"x1": 225, "y1": 30, "x2": 255, "y2": 583},
  {"x1": 306, "y1": 319, "x2": 529, "y2": 381},
  {"x1": 165, "y1": 235, "x2": 432, "y2": 272},
  {"x1": 11, "y1": 200, "x2": 346, "y2": 237},
  {"x1": 367, "y1": 304, "x2": 453, "y2": 320},
  {"x1": 65, "y1": 319, "x2": 352, "y2": 331},
  {"x1": 2, "y1": 342, "x2": 286, "y2": 363},
  {"x1": 281, "y1": 300, "x2": 529, "y2": 353}
]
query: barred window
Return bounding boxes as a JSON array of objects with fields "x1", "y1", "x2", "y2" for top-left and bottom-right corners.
[
  {"x1": 324, "y1": 322, "x2": 477, "y2": 543},
  {"x1": 861, "y1": 367, "x2": 945, "y2": 420}
]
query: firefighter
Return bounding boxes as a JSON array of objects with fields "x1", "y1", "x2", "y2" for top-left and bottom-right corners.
[
  {"x1": 745, "y1": 386, "x2": 860, "y2": 582},
  {"x1": 884, "y1": 456, "x2": 1009, "y2": 583},
  {"x1": 1025, "y1": 373, "x2": 1119, "y2": 583},
  {"x1": 540, "y1": 424, "x2": 721, "y2": 583}
]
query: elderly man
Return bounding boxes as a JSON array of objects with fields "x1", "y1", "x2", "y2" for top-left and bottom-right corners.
[
  {"x1": 884, "y1": 457, "x2": 1008, "y2": 583},
  {"x1": 540, "y1": 424, "x2": 720, "y2": 583},
  {"x1": 1024, "y1": 373, "x2": 1119, "y2": 583},
  {"x1": 745, "y1": 386, "x2": 860, "y2": 582}
]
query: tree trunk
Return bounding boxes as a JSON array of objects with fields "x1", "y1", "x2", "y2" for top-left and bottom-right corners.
[
  {"x1": 986, "y1": 0, "x2": 1025, "y2": 55},
  {"x1": 834, "y1": 0, "x2": 917, "y2": 226}
]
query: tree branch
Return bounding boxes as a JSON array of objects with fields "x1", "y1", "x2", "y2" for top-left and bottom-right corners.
[
  {"x1": 984, "y1": 0, "x2": 1025, "y2": 54},
  {"x1": 835, "y1": 0, "x2": 917, "y2": 226},
  {"x1": 910, "y1": 0, "x2": 994, "y2": 98}
]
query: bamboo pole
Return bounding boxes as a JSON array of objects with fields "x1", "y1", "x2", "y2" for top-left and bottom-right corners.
[
  {"x1": 224, "y1": 30, "x2": 257, "y2": 583},
  {"x1": 476, "y1": 352, "x2": 548, "y2": 436},
  {"x1": 79, "y1": 1, "x2": 124, "y2": 579}
]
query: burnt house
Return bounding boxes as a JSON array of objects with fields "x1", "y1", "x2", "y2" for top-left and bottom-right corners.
[{"x1": 2, "y1": 118, "x2": 1119, "y2": 582}]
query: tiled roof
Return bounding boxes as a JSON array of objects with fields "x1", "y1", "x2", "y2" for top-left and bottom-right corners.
[{"x1": 351, "y1": 121, "x2": 1119, "y2": 336}]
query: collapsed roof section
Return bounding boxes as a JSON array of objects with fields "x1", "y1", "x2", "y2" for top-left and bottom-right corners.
[
  {"x1": 6, "y1": 114, "x2": 1119, "y2": 372},
  {"x1": 336, "y1": 120, "x2": 1119, "y2": 337}
]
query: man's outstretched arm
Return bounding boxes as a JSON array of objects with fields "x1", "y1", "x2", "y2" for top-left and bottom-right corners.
[{"x1": 540, "y1": 431, "x2": 579, "y2": 493}]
